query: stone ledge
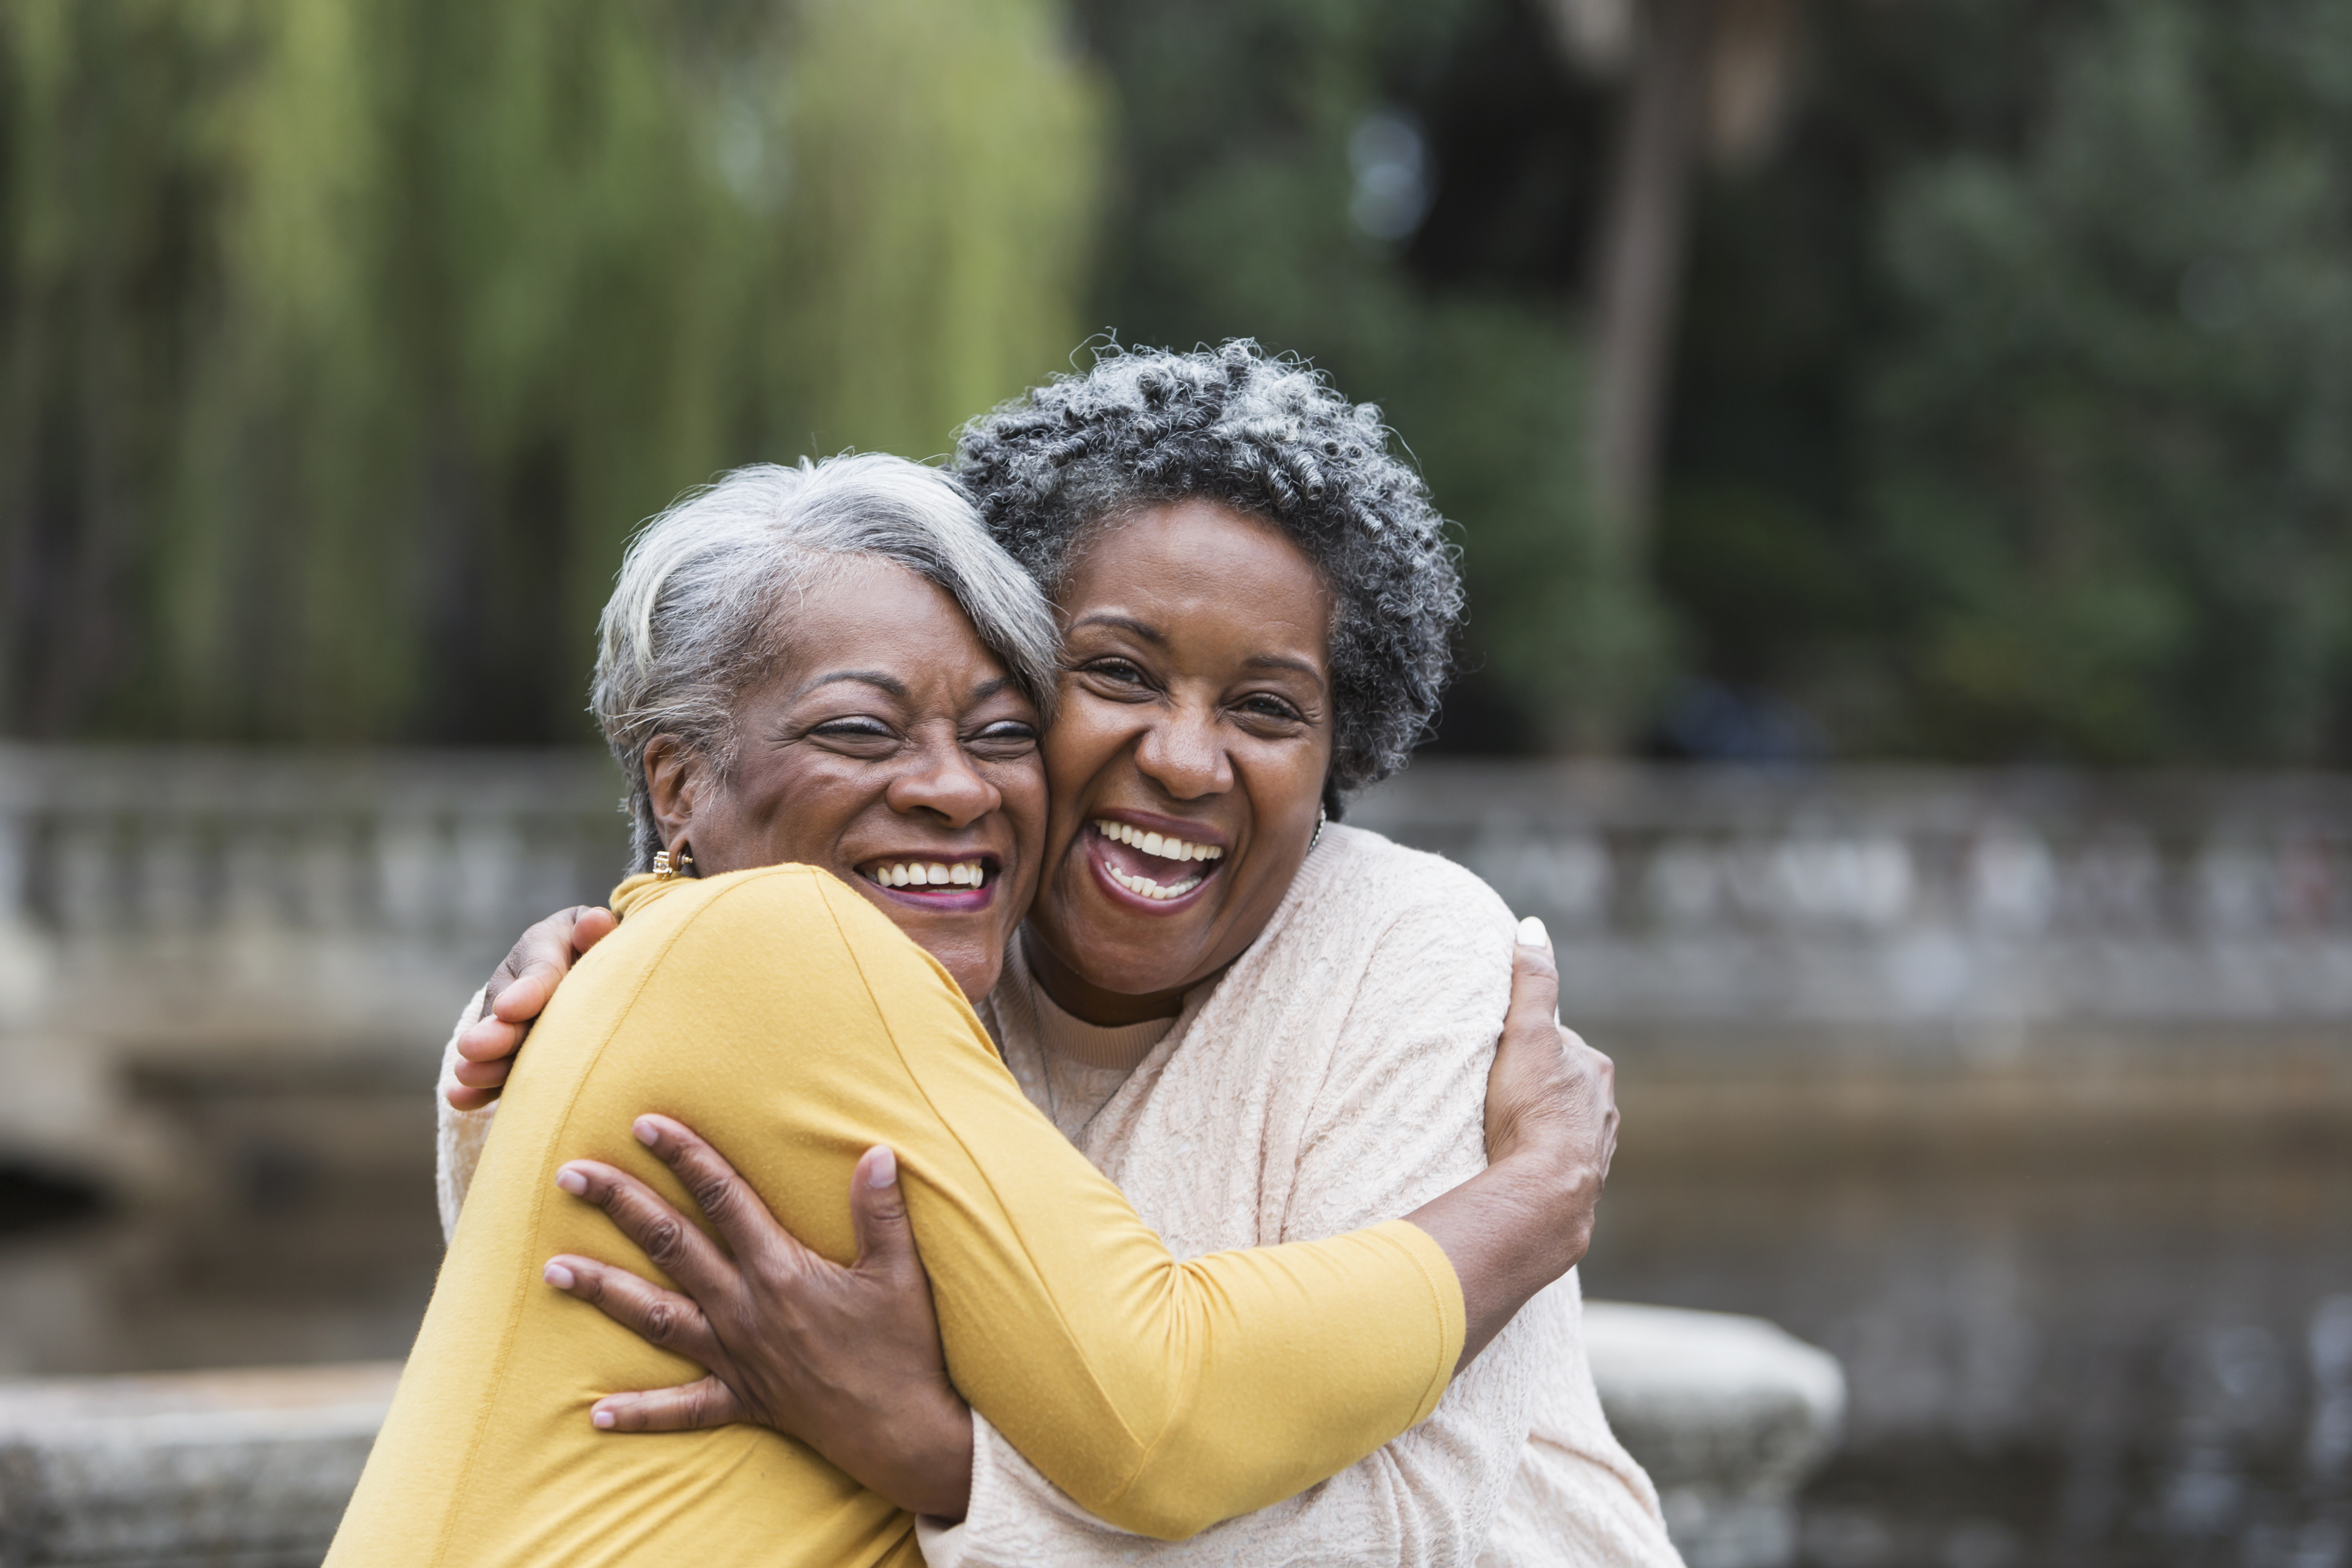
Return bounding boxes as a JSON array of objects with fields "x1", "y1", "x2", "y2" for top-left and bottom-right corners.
[
  {"x1": 0, "y1": 1363, "x2": 397, "y2": 1568},
  {"x1": 0, "y1": 1308, "x2": 1842, "y2": 1568},
  {"x1": 1587, "y1": 1302, "x2": 1846, "y2": 1568}
]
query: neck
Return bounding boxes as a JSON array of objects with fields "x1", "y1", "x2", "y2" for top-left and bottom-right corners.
[{"x1": 1022, "y1": 925, "x2": 1196, "y2": 1028}]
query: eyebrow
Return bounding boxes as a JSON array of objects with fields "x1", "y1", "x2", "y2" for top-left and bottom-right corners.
[
  {"x1": 794, "y1": 669, "x2": 909, "y2": 701},
  {"x1": 1244, "y1": 653, "x2": 1327, "y2": 689},
  {"x1": 1068, "y1": 611, "x2": 1167, "y2": 645},
  {"x1": 796, "y1": 670, "x2": 1021, "y2": 707}
]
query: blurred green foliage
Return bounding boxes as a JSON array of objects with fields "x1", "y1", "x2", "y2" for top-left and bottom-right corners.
[
  {"x1": 0, "y1": 0, "x2": 1100, "y2": 742},
  {"x1": 4, "y1": 0, "x2": 2349, "y2": 764},
  {"x1": 1074, "y1": 0, "x2": 1662, "y2": 752},
  {"x1": 1664, "y1": 0, "x2": 2352, "y2": 764}
]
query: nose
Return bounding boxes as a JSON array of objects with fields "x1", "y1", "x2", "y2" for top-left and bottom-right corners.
[
  {"x1": 1131, "y1": 699, "x2": 1234, "y2": 801},
  {"x1": 885, "y1": 732, "x2": 1002, "y2": 829}
]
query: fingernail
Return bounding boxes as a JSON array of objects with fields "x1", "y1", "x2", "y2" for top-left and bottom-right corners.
[
  {"x1": 1517, "y1": 915, "x2": 1550, "y2": 949},
  {"x1": 591, "y1": 1405, "x2": 616, "y2": 1429},
  {"x1": 543, "y1": 1261, "x2": 575, "y2": 1290},
  {"x1": 866, "y1": 1145, "x2": 897, "y2": 1189},
  {"x1": 555, "y1": 1166, "x2": 587, "y2": 1196},
  {"x1": 633, "y1": 1117, "x2": 659, "y2": 1147}
]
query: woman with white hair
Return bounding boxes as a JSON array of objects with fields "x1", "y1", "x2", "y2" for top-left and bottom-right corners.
[
  {"x1": 439, "y1": 345, "x2": 1682, "y2": 1567},
  {"x1": 327, "y1": 448, "x2": 1623, "y2": 1568}
]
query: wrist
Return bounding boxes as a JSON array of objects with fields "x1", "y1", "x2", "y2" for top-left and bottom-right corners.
[
  {"x1": 842, "y1": 1392, "x2": 972, "y2": 1520},
  {"x1": 1488, "y1": 1140, "x2": 1601, "y2": 1278}
]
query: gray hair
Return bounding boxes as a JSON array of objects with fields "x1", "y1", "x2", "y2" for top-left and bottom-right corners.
[
  {"x1": 591, "y1": 454, "x2": 1060, "y2": 872},
  {"x1": 953, "y1": 341, "x2": 1463, "y2": 817}
]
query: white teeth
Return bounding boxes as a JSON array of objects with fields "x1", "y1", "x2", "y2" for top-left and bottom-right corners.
[
  {"x1": 1105, "y1": 864, "x2": 1205, "y2": 901},
  {"x1": 1092, "y1": 819, "x2": 1224, "y2": 864},
  {"x1": 868, "y1": 860, "x2": 987, "y2": 890}
]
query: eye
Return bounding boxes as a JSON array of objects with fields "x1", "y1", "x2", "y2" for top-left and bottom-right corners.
[
  {"x1": 967, "y1": 718, "x2": 1040, "y2": 756},
  {"x1": 1086, "y1": 658, "x2": 1149, "y2": 686},
  {"x1": 1237, "y1": 693, "x2": 1307, "y2": 725},
  {"x1": 811, "y1": 717, "x2": 895, "y2": 743}
]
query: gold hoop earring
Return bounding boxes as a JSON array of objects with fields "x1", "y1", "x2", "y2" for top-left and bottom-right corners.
[
  {"x1": 652, "y1": 846, "x2": 695, "y2": 880},
  {"x1": 1310, "y1": 806, "x2": 1325, "y2": 852}
]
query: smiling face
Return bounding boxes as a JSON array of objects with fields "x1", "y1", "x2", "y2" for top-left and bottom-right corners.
[
  {"x1": 645, "y1": 555, "x2": 1047, "y2": 1001},
  {"x1": 1022, "y1": 499, "x2": 1337, "y2": 1025}
]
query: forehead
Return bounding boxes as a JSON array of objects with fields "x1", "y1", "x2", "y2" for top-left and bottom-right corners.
[
  {"x1": 1065, "y1": 501, "x2": 1333, "y2": 648},
  {"x1": 762, "y1": 556, "x2": 1012, "y2": 697}
]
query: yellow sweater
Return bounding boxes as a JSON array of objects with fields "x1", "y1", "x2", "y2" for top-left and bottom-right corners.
[{"x1": 328, "y1": 865, "x2": 1465, "y2": 1568}]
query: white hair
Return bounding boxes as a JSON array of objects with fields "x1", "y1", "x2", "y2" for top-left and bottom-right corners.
[{"x1": 591, "y1": 454, "x2": 1060, "y2": 872}]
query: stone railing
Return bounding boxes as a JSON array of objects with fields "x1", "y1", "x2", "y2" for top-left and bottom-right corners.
[
  {"x1": 1350, "y1": 760, "x2": 2352, "y2": 1032},
  {"x1": 5, "y1": 745, "x2": 2347, "y2": 1178},
  {"x1": 0, "y1": 1305, "x2": 1842, "y2": 1568},
  {"x1": 0, "y1": 744, "x2": 624, "y2": 1052},
  {"x1": 7, "y1": 746, "x2": 2347, "y2": 1044}
]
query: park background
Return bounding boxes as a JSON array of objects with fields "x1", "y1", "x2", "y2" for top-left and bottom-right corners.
[{"x1": 5, "y1": 3, "x2": 2352, "y2": 1567}]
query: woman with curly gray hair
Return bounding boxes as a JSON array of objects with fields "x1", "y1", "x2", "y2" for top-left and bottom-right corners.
[{"x1": 446, "y1": 345, "x2": 1679, "y2": 1567}]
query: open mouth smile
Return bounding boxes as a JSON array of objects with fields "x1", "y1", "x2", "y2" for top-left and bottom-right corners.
[
  {"x1": 859, "y1": 855, "x2": 1000, "y2": 912},
  {"x1": 1087, "y1": 817, "x2": 1226, "y2": 909}
]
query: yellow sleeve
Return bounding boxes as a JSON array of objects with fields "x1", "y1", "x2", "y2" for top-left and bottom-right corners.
[{"x1": 624, "y1": 868, "x2": 1464, "y2": 1539}]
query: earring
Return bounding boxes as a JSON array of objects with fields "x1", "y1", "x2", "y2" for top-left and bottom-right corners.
[
  {"x1": 1310, "y1": 806, "x2": 1325, "y2": 852},
  {"x1": 652, "y1": 845, "x2": 695, "y2": 880}
]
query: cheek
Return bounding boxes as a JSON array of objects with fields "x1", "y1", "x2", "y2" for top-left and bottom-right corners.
[
  {"x1": 741, "y1": 763, "x2": 869, "y2": 864},
  {"x1": 1040, "y1": 697, "x2": 1132, "y2": 796}
]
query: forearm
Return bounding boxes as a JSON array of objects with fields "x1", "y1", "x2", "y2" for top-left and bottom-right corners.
[
  {"x1": 434, "y1": 987, "x2": 497, "y2": 1243},
  {"x1": 1405, "y1": 1142, "x2": 1599, "y2": 1372}
]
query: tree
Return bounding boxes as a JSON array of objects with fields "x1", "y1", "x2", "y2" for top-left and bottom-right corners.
[{"x1": 0, "y1": 0, "x2": 1103, "y2": 743}]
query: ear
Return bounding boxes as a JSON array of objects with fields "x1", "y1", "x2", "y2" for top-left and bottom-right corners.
[{"x1": 643, "y1": 736, "x2": 705, "y2": 855}]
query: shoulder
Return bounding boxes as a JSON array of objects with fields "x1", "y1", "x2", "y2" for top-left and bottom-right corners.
[
  {"x1": 1266, "y1": 826, "x2": 1519, "y2": 1049},
  {"x1": 615, "y1": 864, "x2": 919, "y2": 977},
  {"x1": 1297, "y1": 824, "x2": 1517, "y2": 955}
]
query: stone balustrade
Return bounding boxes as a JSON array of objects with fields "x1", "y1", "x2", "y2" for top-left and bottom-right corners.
[
  {"x1": 0, "y1": 1305, "x2": 1842, "y2": 1568},
  {"x1": 2, "y1": 744, "x2": 2345, "y2": 1183},
  {"x1": 1350, "y1": 760, "x2": 2352, "y2": 1031},
  {"x1": 5, "y1": 746, "x2": 2346, "y2": 1048}
]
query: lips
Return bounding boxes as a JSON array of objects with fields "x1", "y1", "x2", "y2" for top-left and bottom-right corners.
[{"x1": 1086, "y1": 817, "x2": 1225, "y2": 909}]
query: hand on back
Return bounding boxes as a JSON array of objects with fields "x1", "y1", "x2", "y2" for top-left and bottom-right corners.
[
  {"x1": 1483, "y1": 917, "x2": 1618, "y2": 1258},
  {"x1": 445, "y1": 906, "x2": 615, "y2": 1111}
]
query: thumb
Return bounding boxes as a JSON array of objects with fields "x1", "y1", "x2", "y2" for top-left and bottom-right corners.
[
  {"x1": 1509, "y1": 915, "x2": 1561, "y2": 1032},
  {"x1": 571, "y1": 906, "x2": 618, "y2": 954},
  {"x1": 849, "y1": 1145, "x2": 918, "y2": 1282}
]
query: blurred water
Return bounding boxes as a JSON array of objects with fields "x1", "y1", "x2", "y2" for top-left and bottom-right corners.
[{"x1": 1587, "y1": 1148, "x2": 2352, "y2": 1568}]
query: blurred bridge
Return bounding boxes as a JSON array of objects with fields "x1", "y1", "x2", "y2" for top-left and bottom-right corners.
[{"x1": 1, "y1": 745, "x2": 2349, "y2": 1186}]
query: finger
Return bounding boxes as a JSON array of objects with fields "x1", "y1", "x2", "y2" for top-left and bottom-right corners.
[
  {"x1": 632, "y1": 1114, "x2": 817, "y2": 1271},
  {"x1": 849, "y1": 1145, "x2": 925, "y2": 1287},
  {"x1": 554, "y1": 1159, "x2": 737, "y2": 1298},
  {"x1": 486, "y1": 908, "x2": 595, "y2": 1024},
  {"x1": 570, "y1": 906, "x2": 618, "y2": 955},
  {"x1": 541, "y1": 1253, "x2": 722, "y2": 1365},
  {"x1": 455, "y1": 1013, "x2": 528, "y2": 1065},
  {"x1": 444, "y1": 1083, "x2": 499, "y2": 1112},
  {"x1": 451, "y1": 1055, "x2": 515, "y2": 1089},
  {"x1": 590, "y1": 1376, "x2": 746, "y2": 1434}
]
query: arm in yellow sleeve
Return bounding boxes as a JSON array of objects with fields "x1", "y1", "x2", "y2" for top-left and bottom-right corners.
[{"x1": 541, "y1": 866, "x2": 1461, "y2": 1541}]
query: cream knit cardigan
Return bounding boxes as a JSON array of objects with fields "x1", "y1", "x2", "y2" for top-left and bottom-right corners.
[{"x1": 437, "y1": 824, "x2": 1680, "y2": 1568}]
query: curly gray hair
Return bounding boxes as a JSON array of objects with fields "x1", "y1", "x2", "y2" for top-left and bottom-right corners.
[
  {"x1": 592, "y1": 455, "x2": 1059, "y2": 872},
  {"x1": 951, "y1": 340, "x2": 1463, "y2": 813}
]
